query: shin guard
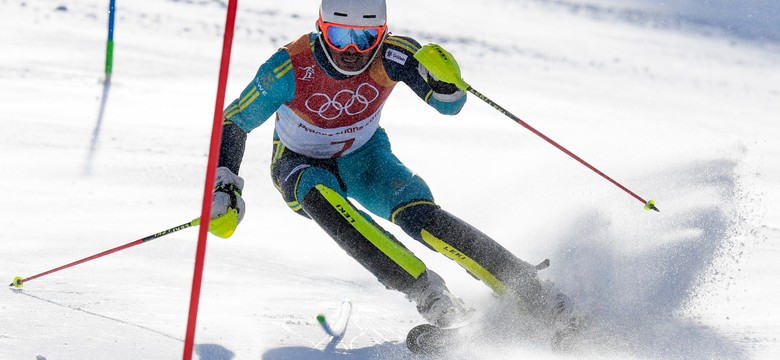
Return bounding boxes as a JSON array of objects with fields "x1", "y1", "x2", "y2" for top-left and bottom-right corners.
[
  {"x1": 395, "y1": 204, "x2": 544, "y2": 305},
  {"x1": 301, "y1": 184, "x2": 427, "y2": 291}
]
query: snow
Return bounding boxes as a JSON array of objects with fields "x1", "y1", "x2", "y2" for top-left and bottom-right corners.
[{"x1": 1, "y1": 0, "x2": 779, "y2": 359}]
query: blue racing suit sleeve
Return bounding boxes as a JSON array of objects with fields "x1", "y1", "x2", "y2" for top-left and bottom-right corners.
[
  {"x1": 380, "y1": 35, "x2": 466, "y2": 115},
  {"x1": 223, "y1": 49, "x2": 296, "y2": 132}
]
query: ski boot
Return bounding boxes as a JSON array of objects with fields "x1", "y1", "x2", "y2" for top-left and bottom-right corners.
[
  {"x1": 505, "y1": 276, "x2": 588, "y2": 350},
  {"x1": 405, "y1": 271, "x2": 472, "y2": 328},
  {"x1": 548, "y1": 292, "x2": 588, "y2": 350}
]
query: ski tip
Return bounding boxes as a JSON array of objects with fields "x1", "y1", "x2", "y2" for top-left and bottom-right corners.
[{"x1": 317, "y1": 300, "x2": 353, "y2": 338}]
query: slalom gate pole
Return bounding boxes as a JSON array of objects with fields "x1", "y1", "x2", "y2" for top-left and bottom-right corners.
[
  {"x1": 9, "y1": 218, "x2": 200, "y2": 289},
  {"x1": 84, "y1": 0, "x2": 117, "y2": 175},
  {"x1": 104, "y1": 0, "x2": 116, "y2": 81},
  {"x1": 467, "y1": 86, "x2": 658, "y2": 212},
  {"x1": 414, "y1": 44, "x2": 658, "y2": 212},
  {"x1": 182, "y1": 0, "x2": 238, "y2": 359}
]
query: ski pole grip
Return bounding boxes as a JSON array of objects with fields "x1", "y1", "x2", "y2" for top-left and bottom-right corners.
[{"x1": 414, "y1": 44, "x2": 470, "y2": 91}]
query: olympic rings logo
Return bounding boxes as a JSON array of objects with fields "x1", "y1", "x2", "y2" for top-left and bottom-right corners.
[{"x1": 304, "y1": 83, "x2": 380, "y2": 121}]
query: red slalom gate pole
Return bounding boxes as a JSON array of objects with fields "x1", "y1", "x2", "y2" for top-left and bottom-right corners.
[{"x1": 182, "y1": 0, "x2": 238, "y2": 359}]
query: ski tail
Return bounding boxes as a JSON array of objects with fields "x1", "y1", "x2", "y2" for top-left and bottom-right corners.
[{"x1": 317, "y1": 300, "x2": 352, "y2": 338}]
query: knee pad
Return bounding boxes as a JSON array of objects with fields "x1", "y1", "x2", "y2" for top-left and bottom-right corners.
[{"x1": 391, "y1": 201, "x2": 440, "y2": 241}]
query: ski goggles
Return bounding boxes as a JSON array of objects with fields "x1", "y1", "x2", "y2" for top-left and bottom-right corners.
[{"x1": 318, "y1": 20, "x2": 386, "y2": 53}]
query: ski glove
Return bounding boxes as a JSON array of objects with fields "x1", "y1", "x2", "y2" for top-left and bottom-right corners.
[
  {"x1": 422, "y1": 68, "x2": 461, "y2": 95},
  {"x1": 210, "y1": 166, "x2": 246, "y2": 238},
  {"x1": 414, "y1": 43, "x2": 470, "y2": 92}
]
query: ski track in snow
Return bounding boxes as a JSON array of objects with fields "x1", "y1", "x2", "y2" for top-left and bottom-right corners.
[{"x1": 1, "y1": 0, "x2": 779, "y2": 359}]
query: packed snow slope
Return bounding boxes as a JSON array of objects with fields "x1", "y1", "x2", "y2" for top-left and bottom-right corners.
[{"x1": 1, "y1": 0, "x2": 779, "y2": 359}]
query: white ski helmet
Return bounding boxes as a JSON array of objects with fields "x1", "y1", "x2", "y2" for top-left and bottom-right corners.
[
  {"x1": 319, "y1": 0, "x2": 387, "y2": 27},
  {"x1": 317, "y1": 0, "x2": 389, "y2": 76}
]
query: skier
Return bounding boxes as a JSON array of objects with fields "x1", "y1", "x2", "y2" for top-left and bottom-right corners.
[{"x1": 209, "y1": 0, "x2": 580, "y2": 336}]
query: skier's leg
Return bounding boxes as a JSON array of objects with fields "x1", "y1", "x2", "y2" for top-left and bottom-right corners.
[
  {"x1": 392, "y1": 203, "x2": 547, "y2": 306},
  {"x1": 337, "y1": 128, "x2": 435, "y2": 221},
  {"x1": 272, "y1": 136, "x2": 422, "y2": 289},
  {"x1": 334, "y1": 129, "x2": 546, "y2": 310},
  {"x1": 299, "y1": 184, "x2": 469, "y2": 327},
  {"x1": 301, "y1": 183, "x2": 426, "y2": 286},
  {"x1": 270, "y1": 137, "x2": 466, "y2": 326},
  {"x1": 394, "y1": 203, "x2": 583, "y2": 333},
  {"x1": 335, "y1": 130, "x2": 581, "y2": 333}
]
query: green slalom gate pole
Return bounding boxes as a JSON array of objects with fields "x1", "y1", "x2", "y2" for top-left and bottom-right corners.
[
  {"x1": 414, "y1": 44, "x2": 658, "y2": 212},
  {"x1": 9, "y1": 218, "x2": 201, "y2": 289}
]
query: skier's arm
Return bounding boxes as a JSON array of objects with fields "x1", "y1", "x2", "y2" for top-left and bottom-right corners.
[
  {"x1": 218, "y1": 122, "x2": 247, "y2": 174},
  {"x1": 210, "y1": 49, "x2": 295, "y2": 238},
  {"x1": 218, "y1": 49, "x2": 296, "y2": 173},
  {"x1": 381, "y1": 36, "x2": 466, "y2": 115}
]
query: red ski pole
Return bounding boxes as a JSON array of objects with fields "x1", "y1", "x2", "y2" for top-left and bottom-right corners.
[
  {"x1": 466, "y1": 86, "x2": 659, "y2": 212},
  {"x1": 415, "y1": 44, "x2": 659, "y2": 212},
  {"x1": 9, "y1": 218, "x2": 200, "y2": 288}
]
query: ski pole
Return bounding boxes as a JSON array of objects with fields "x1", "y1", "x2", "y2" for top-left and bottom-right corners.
[
  {"x1": 466, "y1": 87, "x2": 658, "y2": 211},
  {"x1": 9, "y1": 218, "x2": 200, "y2": 288},
  {"x1": 415, "y1": 44, "x2": 658, "y2": 212}
]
